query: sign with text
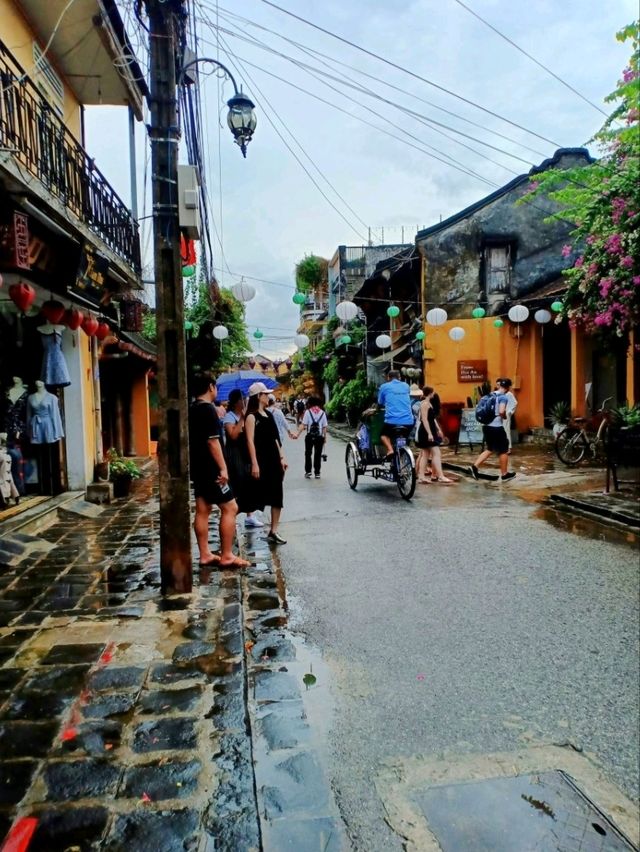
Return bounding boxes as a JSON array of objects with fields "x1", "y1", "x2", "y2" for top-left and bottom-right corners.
[
  {"x1": 457, "y1": 360, "x2": 488, "y2": 383},
  {"x1": 458, "y1": 408, "x2": 484, "y2": 447},
  {"x1": 13, "y1": 213, "x2": 30, "y2": 269},
  {"x1": 71, "y1": 245, "x2": 110, "y2": 307}
]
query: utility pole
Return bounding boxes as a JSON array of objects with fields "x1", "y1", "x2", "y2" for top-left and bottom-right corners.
[{"x1": 145, "y1": 0, "x2": 192, "y2": 594}]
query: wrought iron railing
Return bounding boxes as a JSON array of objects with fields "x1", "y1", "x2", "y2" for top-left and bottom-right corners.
[{"x1": 0, "y1": 39, "x2": 141, "y2": 272}]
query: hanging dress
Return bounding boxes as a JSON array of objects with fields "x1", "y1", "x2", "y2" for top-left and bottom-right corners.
[
  {"x1": 40, "y1": 329, "x2": 71, "y2": 388},
  {"x1": 27, "y1": 392, "x2": 64, "y2": 444},
  {"x1": 4, "y1": 391, "x2": 28, "y2": 441}
]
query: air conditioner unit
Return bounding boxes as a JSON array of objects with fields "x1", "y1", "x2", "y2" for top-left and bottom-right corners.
[{"x1": 178, "y1": 165, "x2": 201, "y2": 239}]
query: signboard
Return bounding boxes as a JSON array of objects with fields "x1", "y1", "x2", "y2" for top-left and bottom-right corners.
[
  {"x1": 71, "y1": 245, "x2": 110, "y2": 307},
  {"x1": 457, "y1": 360, "x2": 488, "y2": 383},
  {"x1": 13, "y1": 213, "x2": 30, "y2": 270},
  {"x1": 457, "y1": 408, "x2": 484, "y2": 447}
]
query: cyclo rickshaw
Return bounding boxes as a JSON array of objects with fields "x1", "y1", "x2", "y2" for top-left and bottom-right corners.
[{"x1": 344, "y1": 407, "x2": 417, "y2": 500}]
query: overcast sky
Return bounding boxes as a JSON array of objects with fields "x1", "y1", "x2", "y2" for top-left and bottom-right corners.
[{"x1": 86, "y1": 0, "x2": 636, "y2": 357}]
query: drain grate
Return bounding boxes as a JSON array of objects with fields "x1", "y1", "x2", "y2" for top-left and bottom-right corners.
[{"x1": 413, "y1": 770, "x2": 638, "y2": 851}]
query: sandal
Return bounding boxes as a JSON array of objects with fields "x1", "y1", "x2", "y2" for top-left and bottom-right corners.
[
  {"x1": 218, "y1": 557, "x2": 251, "y2": 569},
  {"x1": 199, "y1": 554, "x2": 221, "y2": 566},
  {"x1": 418, "y1": 479, "x2": 431, "y2": 484},
  {"x1": 431, "y1": 477, "x2": 454, "y2": 484}
]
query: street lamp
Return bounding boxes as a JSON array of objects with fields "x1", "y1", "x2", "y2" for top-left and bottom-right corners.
[{"x1": 181, "y1": 58, "x2": 257, "y2": 157}]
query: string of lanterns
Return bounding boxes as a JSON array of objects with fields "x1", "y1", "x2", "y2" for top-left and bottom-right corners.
[{"x1": 5, "y1": 280, "x2": 114, "y2": 339}]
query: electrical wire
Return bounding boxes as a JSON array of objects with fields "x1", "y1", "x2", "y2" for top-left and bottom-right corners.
[
  {"x1": 256, "y1": 0, "x2": 560, "y2": 147},
  {"x1": 450, "y1": 0, "x2": 610, "y2": 119}
]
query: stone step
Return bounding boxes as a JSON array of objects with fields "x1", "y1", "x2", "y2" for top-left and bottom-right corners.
[{"x1": 0, "y1": 531, "x2": 54, "y2": 567}]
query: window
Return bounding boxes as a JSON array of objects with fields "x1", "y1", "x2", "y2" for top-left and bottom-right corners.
[
  {"x1": 32, "y1": 42, "x2": 64, "y2": 116},
  {"x1": 484, "y1": 245, "x2": 511, "y2": 294}
]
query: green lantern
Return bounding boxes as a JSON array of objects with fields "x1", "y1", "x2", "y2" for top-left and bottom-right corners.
[
  {"x1": 387, "y1": 305, "x2": 400, "y2": 318},
  {"x1": 184, "y1": 320, "x2": 193, "y2": 332},
  {"x1": 182, "y1": 264, "x2": 196, "y2": 278},
  {"x1": 340, "y1": 334, "x2": 352, "y2": 345},
  {"x1": 292, "y1": 292, "x2": 305, "y2": 305},
  {"x1": 551, "y1": 300, "x2": 563, "y2": 313},
  {"x1": 415, "y1": 330, "x2": 426, "y2": 341},
  {"x1": 493, "y1": 318, "x2": 504, "y2": 328},
  {"x1": 253, "y1": 328, "x2": 264, "y2": 340},
  {"x1": 472, "y1": 306, "x2": 486, "y2": 319}
]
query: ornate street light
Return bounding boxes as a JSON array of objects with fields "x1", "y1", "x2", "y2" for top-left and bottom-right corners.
[{"x1": 182, "y1": 58, "x2": 257, "y2": 157}]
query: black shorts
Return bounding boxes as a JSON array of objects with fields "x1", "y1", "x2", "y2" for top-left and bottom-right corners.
[
  {"x1": 483, "y1": 425, "x2": 509, "y2": 454},
  {"x1": 381, "y1": 423, "x2": 413, "y2": 439},
  {"x1": 193, "y1": 478, "x2": 235, "y2": 506}
]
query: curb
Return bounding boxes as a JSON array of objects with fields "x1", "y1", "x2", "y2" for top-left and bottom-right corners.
[{"x1": 547, "y1": 494, "x2": 640, "y2": 530}]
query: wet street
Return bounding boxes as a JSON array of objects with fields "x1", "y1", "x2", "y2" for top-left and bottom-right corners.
[{"x1": 277, "y1": 432, "x2": 640, "y2": 851}]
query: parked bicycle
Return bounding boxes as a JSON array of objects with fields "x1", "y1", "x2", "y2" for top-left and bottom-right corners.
[{"x1": 555, "y1": 397, "x2": 613, "y2": 466}]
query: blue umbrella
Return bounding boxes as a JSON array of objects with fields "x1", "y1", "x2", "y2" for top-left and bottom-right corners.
[{"x1": 214, "y1": 370, "x2": 278, "y2": 402}]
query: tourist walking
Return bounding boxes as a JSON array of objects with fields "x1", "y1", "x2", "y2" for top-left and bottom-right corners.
[
  {"x1": 245, "y1": 382, "x2": 288, "y2": 544},
  {"x1": 416, "y1": 386, "x2": 454, "y2": 484},
  {"x1": 222, "y1": 390, "x2": 262, "y2": 529},
  {"x1": 500, "y1": 378, "x2": 518, "y2": 452},
  {"x1": 188, "y1": 374, "x2": 249, "y2": 569},
  {"x1": 298, "y1": 396, "x2": 328, "y2": 479},
  {"x1": 267, "y1": 395, "x2": 298, "y2": 444},
  {"x1": 470, "y1": 379, "x2": 516, "y2": 482}
]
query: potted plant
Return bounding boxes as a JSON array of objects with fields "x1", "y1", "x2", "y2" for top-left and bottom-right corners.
[
  {"x1": 106, "y1": 448, "x2": 142, "y2": 497},
  {"x1": 547, "y1": 401, "x2": 571, "y2": 436}
]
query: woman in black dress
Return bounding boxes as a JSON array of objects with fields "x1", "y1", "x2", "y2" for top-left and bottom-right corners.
[
  {"x1": 223, "y1": 390, "x2": 262, "y2": 528},
  {"x1": 245, "y1": 382, "x2": 288, "y2": 544},
  {"x1": 417, "y1": 386, "x2": 454, "y2": 484}
]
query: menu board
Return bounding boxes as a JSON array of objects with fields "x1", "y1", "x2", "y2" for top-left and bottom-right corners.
[
  {"x1": 457, "y1": 360, "x2": 488, "y2": 383},
  {"x1": 457, "y1": 409, "x2": 485, "y2": 447}
]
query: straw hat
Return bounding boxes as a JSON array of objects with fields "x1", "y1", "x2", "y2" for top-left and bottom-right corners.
[{"x1": 409, "y1": 384, "x2": 423, "y2": 397}]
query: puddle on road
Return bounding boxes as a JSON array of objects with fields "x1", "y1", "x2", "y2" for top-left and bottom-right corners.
[{"x1": 535, "y1": 505, "x2": 639, "y2": 548}]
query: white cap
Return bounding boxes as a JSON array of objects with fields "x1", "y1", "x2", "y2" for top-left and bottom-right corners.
[{"x1": 248, "y1": 381, "x2": 270, "y2": 396}]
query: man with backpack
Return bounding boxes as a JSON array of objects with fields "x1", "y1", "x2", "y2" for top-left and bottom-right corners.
[
  {"x1": 298, "y1": 396, "x2": 328, "y2": 479},
  {"x1": 470, "y1": 379, "x2": 516, "y2": 482}
]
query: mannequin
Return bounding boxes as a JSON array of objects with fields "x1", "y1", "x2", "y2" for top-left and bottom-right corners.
[
  {"x1": 8, "y1": 376, "x2": 27, "y2": 405},
  {"x1": 0, "y1": 432, "x2": 19, "y2": 507},
  {"x1": 38, "y1": 322, "x2": 71, "y2": 388},
  {"x1": 3, "y1": 377, "x2": 28, "y2": 442},
  {"x1": 27, "y1": 381, "x2": 64, "y2": 444}
]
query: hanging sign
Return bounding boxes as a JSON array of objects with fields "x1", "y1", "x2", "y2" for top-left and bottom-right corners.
[
  {"x1": 457, "y1": 360, "x2": 488, "y2": 383},
  {"x1": 13, "y1": 213, "x2": 30, "y2": 270},
  {"x1": 71, "y1": 245, "x2": 110, "y2": 307}
]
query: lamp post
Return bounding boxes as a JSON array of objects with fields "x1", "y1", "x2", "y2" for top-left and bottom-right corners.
[{"x1": 144, "y1": 0, "x2": 256, "y2": 594}]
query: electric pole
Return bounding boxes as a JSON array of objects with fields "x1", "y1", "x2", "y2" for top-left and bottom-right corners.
[{"x1": 145, "y1": 0, "x2": 192, "y2": 594}]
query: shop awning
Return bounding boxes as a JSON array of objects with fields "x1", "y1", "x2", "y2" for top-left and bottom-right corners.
[{"x1": 117, "y1": 330, "x2": 156, "y2": 362}]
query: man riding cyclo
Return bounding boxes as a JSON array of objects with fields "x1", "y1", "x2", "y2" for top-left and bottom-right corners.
[{"x1": 374, "y1": 369, "x2": 415, "y2": 459}]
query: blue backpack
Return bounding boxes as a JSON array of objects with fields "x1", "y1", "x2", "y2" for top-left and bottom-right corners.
[{"x1": 475, "y1": 393, "x2": 497, "y2": 425}]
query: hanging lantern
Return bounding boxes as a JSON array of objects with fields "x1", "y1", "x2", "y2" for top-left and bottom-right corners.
[
  {"x1": 181, "y1": 264, "x2": 196, "y2": 278},
  {"x1": 273, "y1": 359, "x2": 282, "y2": 369},
  {"x1": 294, "y1": 333, "x2": 310, "y2": 349},
  {"x1": 335, "y1": 300, "x2": 358, "y2": 322},
  {"x1": 82, "y1": 315, "x2": 99, "y2": 336},
  {"x1": 551, "y1": 300, "x2": 564, "y2": 313},
  {"x1": 248, "y1": 357, "x2": 256, "y2": 368},
  {"x1": 184, "y1": 320, "x2": 194, "y2": 333},
  {"x1": 508, "y1": 304, "x2": 530, "y2": 323},
  {"x1": 231, "y1": 280, "x2": 256, "y2": 302},
  {"x1": 534, "y1": 309, "x2": 551, "y2": 325},
  {"x1": 415, "y1": 330, "x2": 426, "y2": 341},
  {"x1": 471, "y1": 306, "x2": 486, "y2": 319},
  {"x1": 41, "y1": 299, "x2": 65, "y2": 324},
  {"x1": 340, "y1": 334, "x2": 352, "y2": 345},
  {"x1": 9, "y1": 282, "x2": 36, "y2": 313},
  {"x1": 493, "y1": 318, "x2": 504, "y2": 328},
  {"x1": 387, "y1": 305, "x2": 400, "y2": 318},
  {"x1": 376, "y1": 333, "x2": 392, "y2": 349},
  {"x1": 120, "y1": 299, "x2": 143, "y2": 332},
  {"x1": 253, "y1": 328, "x2": 264, "y2": 340},
  {"x1": 299, "y1": 359, "x2": 305, "y2": 370},
  {"x1": 64, "y1": 308, "x2": 83, "y2": 330},
  {"x1": 95, "y1": 322, "x2": 110, "y2": 341},
  {"x1": 284, "y1": 358, "x2": 293, "y2": 368},
  {"x1": 292, "y1": 292, "x2": 306, "y2": 305},
  {"x1": 323, "y1": 354, "x2": 331, "y2": 363},
  {"x1": 448, "y1": 326, "x2": 466, "y2": 342},
  {"x1": 426, "y1": 307, "x2": 448, "y2": 326},
  {"x1": 213, "y1": 325, "x2": 229, "y2": 340}
]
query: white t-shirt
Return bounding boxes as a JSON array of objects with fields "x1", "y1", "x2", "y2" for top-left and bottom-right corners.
[{"x1": 302, "y1": 407, "x2": 327, "y2": 436}]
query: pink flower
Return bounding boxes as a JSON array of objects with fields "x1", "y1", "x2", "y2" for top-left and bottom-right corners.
[
  {"x1": 623, "y1": 67, "x2": 637, "y2": 83},
  {"x1": 527, "y1": 181, "x2": 540, "y2": 193},
  {"x1": 561, "y1": 244, "x2": 572, "y2": 258},
  {"x1": 587, "y1": 263, "x2": 599, "y2": 276},
  {"x1": 586, "y1": 235, "x2": 597, "y2": 245},
  {"x1": 574, "y1": 256, "x2": 584, "y2": 268},
  {"x1": 633, "y1": 276, "x2": 640, "y2": 286},
  {"x1": 599, "y1": 277, "x2": 613, "y2": 298},
  {"x1": 621, "y1": 255, "x2": 634, "y2": 268},
  {"x1": 605, "y1": 233, "x2": 622, "y2": 254}
]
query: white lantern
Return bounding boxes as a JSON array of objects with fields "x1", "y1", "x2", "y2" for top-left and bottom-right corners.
[
  {"x1": 335, "y1": 300, "x2": 358, "y2": 322},
  {"x1": 294, "y1": 333, "x2": 310, "y2": 349},
  {"x1": 376, "y1": 333, "x2": 392, "y2": 349},
  {"x1": 231, "y1": 280, "x2": 256, "y2": 302},
  {"x1": 213, "y1": 325, "x2": 229, "y2": 340},
  {"x1": 534, "y1": 309, "x2": 551, "y2": 324},
  {"x1": 508, "y1": 304, "x2": 530, "y2": 323},
  {"x1": 448, "y1": 326, "x2": 466, "y2": 342},
  {"x1": 426, "y1": 307, "x2": 448, "y2": 326}
]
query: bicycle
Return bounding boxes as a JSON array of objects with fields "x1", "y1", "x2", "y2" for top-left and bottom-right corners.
[
  {"x1": 345, "y1": 421, "x2": 417, "y2": 500},
  {"x1": 555, "y1": 397, "x2": 613, "y2": 466}
]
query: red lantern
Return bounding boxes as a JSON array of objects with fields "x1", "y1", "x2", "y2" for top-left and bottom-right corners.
[
  {"x1": 95, "y1": 322, "x2": 110, "y2": 341},
  {"x1": 64, "y1": 308, "x2": 83, "y2": 330},
  {"x1": 9, "y1": 281, "x2": 36, "y2": 313},
  {"x1": 248, "y1": 358, "x2": 256, "y2": 368},
  {"x1": 82, "y1": 315, "x2": 99, "y2": 336},
  {"x1": 41, "y1": 299, "x2": 65, "y2": 324}
]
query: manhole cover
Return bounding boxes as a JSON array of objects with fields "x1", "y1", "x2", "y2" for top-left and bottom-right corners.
[{"x1": 413, "y1": 770, "x2": 637, "y2": 851}]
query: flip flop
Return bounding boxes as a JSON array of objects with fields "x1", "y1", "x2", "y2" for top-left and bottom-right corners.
[
  {"x1": 199, "y1": 554, "x2": 221, "y2": 566},
  {"x1": 218, "y1": 557, "x2": 251, "y2": 569},
  {"x1": 431, "y1": 477, "x2": 454, "y2": 484}
]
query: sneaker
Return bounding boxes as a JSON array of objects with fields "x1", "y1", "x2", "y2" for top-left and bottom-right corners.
[
  {"x1": 267, "y1": 531, "x2": 287, "y2": 545},
  {"x1": 304, "y1": 473, "x2": 312, "y2": 479},
  {"x1": 245, "y1": 516, "x2": 264, "y2": 528},
  {"x1": 469, "y1": 464, "x2": 480, "y2": 481},
  {"x1": 501, "y1": 471, "x2": 516, "y2": 481},
  {"x1": 314, "y1": 474, "x2": 321, "y2": 479}
]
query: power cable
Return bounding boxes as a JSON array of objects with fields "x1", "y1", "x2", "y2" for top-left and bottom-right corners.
[
  {"x1": 450, "y1": 0, "x2": 610, "y2": 119},
  {"x1": 257, "y1": 0, "x2": 560, "y2": 147}
]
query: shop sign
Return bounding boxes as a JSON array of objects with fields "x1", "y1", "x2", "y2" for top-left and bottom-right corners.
[
  {"x1": 13, "y1": 213, "x2": 30, "y2": 269},
  {"x1": 457, "y1": 360, "x2": 488, "y2": 383},
  {"x1": 71, "y1": 245, "x2": 110, "y2": 307}
]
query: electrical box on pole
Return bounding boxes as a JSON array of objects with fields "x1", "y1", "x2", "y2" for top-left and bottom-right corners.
[{"x1": 178, "y1": 165, "x2": 201, "y2": 239}]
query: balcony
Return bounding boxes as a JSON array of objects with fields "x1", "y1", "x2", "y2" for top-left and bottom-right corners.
[{"x1": 0, "y1": 39, "x2": 141, "y2": 273}]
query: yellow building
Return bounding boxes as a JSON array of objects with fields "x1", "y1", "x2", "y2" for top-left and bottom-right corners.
[{"x1": 0, "y1": 0, "x2": 150, "y2": 506}]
